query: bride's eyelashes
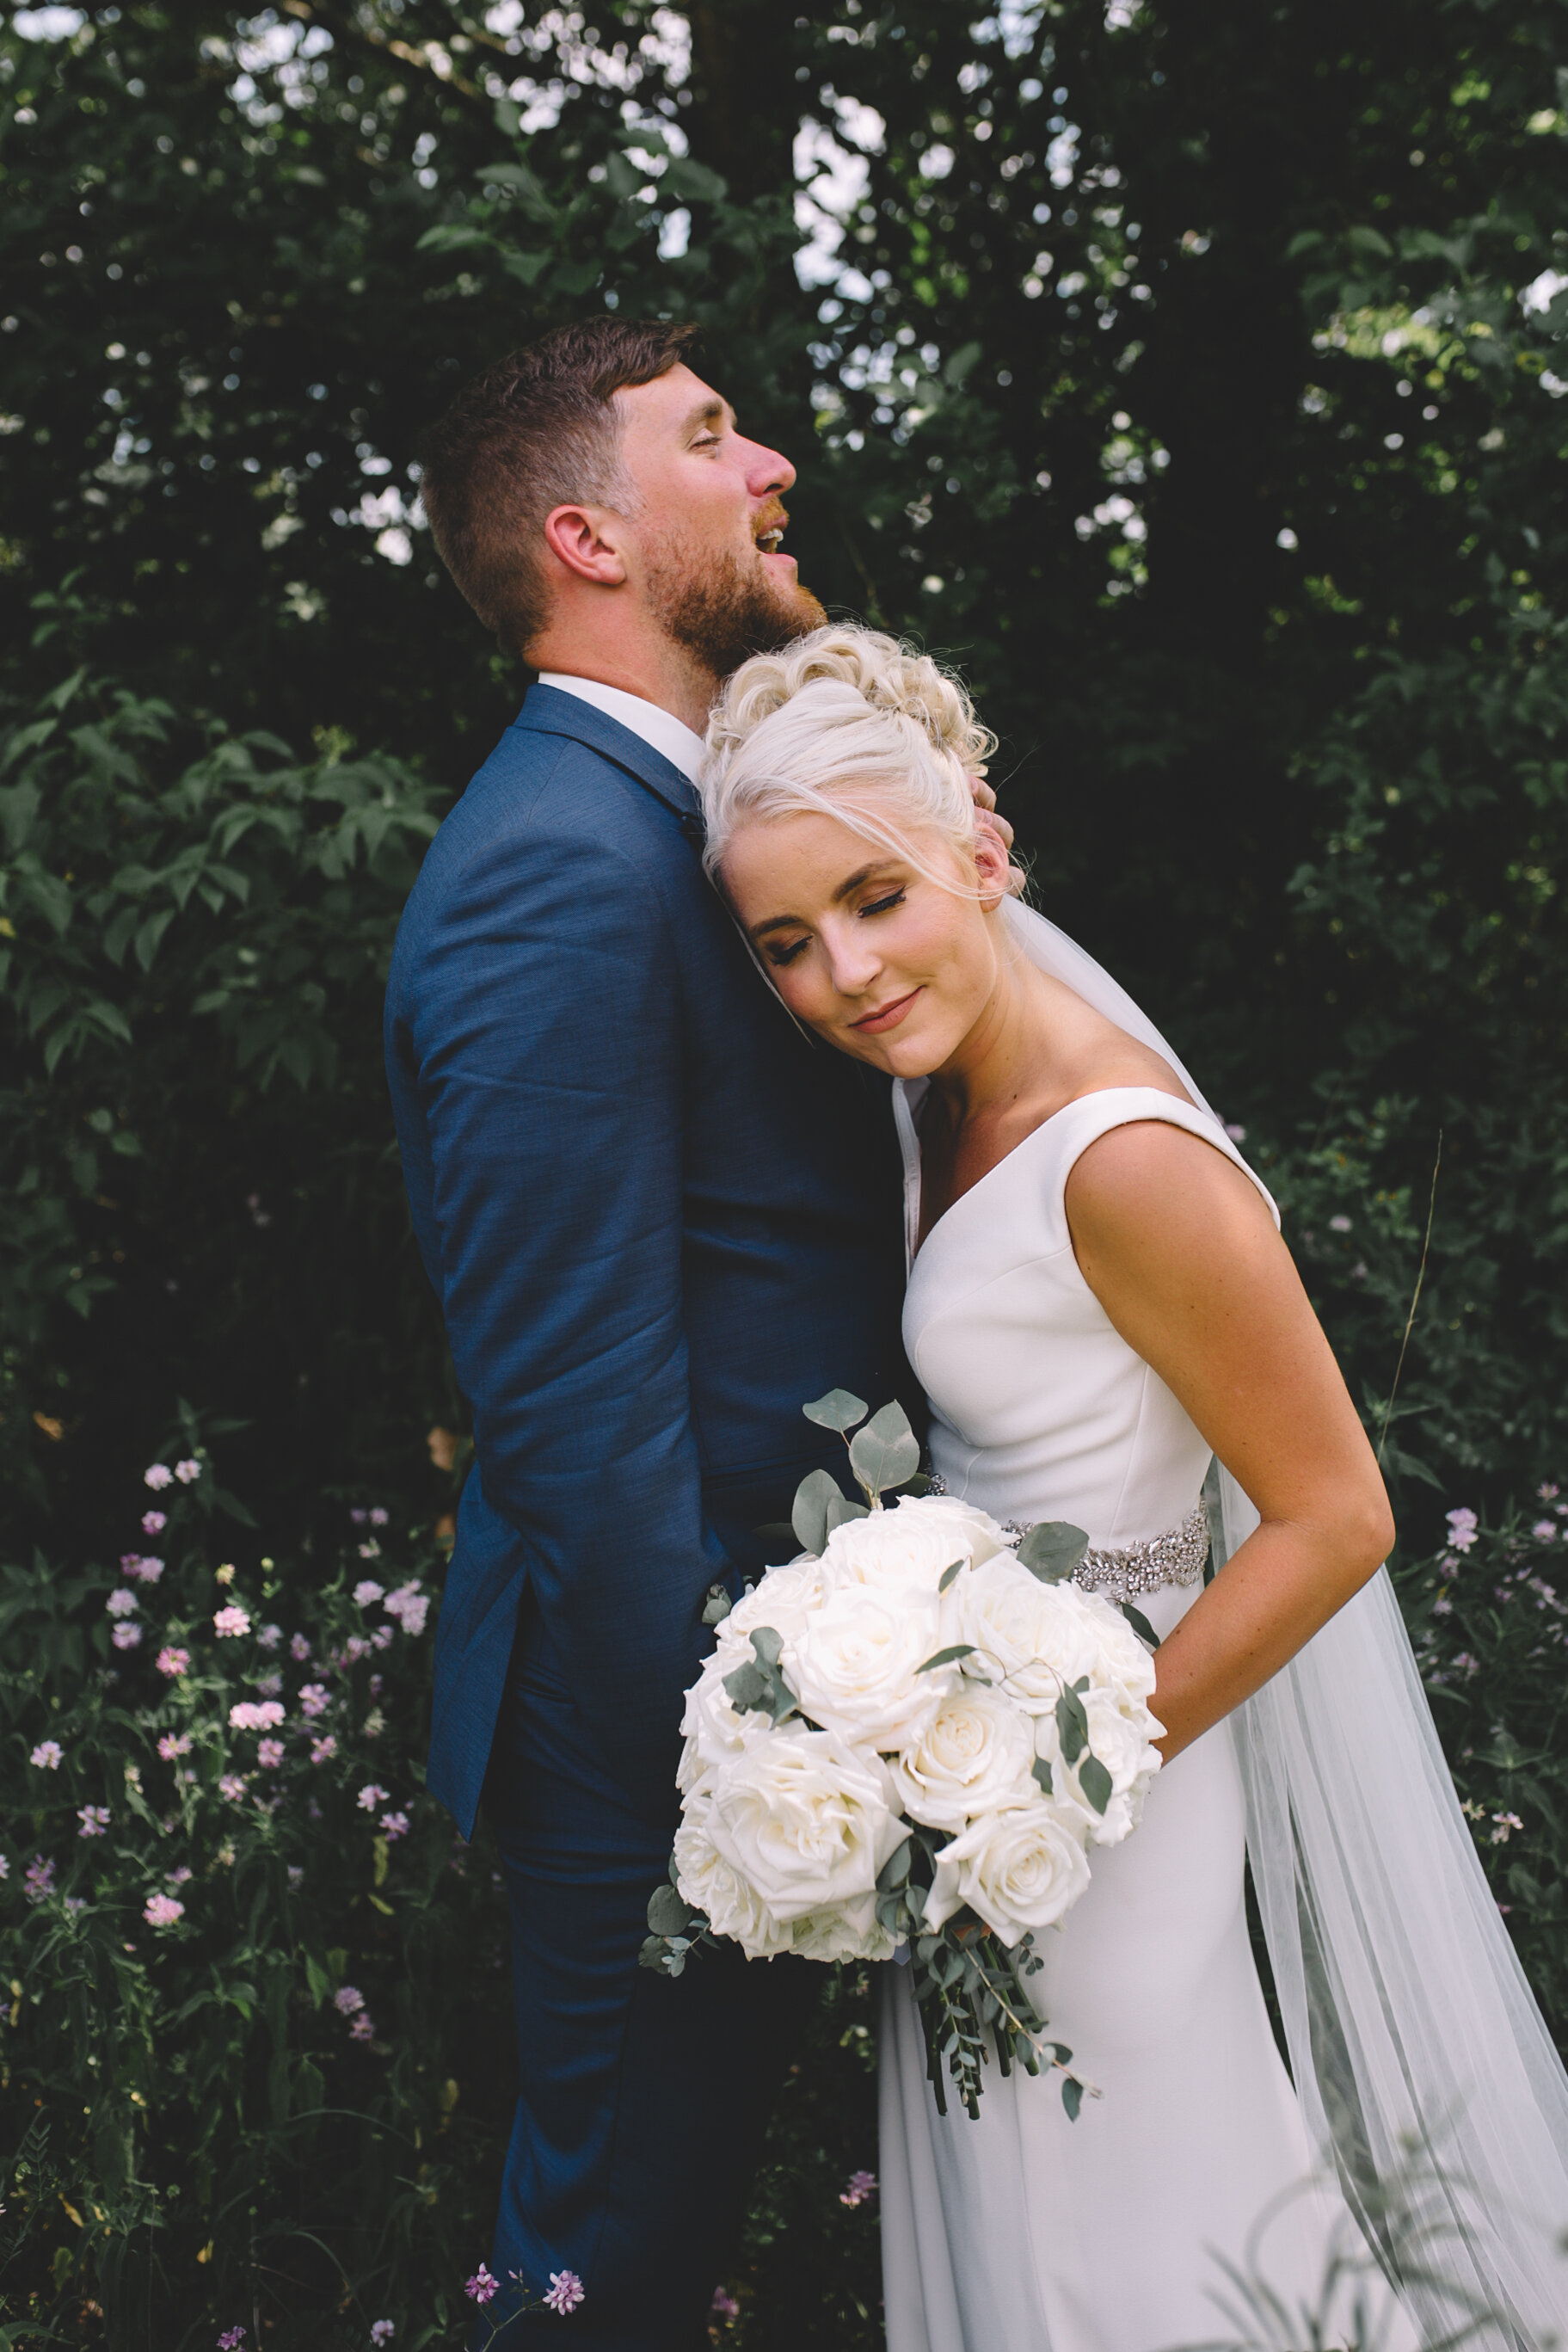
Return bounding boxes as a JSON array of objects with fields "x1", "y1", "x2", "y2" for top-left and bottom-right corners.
[{"x1": 762, "y1": 888, "x2": 909, "y2": 970}]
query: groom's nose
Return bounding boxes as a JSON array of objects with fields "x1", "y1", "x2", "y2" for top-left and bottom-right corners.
[{"x1": 738, "y1": 434, "x2": 795, "y2": 496}]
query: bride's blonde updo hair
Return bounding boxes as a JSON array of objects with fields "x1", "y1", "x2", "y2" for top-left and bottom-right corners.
[{"x1": 698, "y1": 624, "x2": 1001, "y2": 896}]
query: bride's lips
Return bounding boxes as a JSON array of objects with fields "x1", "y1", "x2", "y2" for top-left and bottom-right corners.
[{"x1": 849, "y1": 987, "x2": 923, "y2": 1036}]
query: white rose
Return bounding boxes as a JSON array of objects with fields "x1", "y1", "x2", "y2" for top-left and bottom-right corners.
[
  {"x1": 704, "y1": 1724, "x2": 907, "y2": 1924},
  {"x1": 673, "y1": 1807, "x2": 793, "y2": 1960},
  {"x1": 888, "y1": 1684, "x2": 1041, "y2": 1832},
  {"x1": 820, "y1": 1495, "x2": 999, "y2": 1603},
  {"x1": 790, "y1": 1900, "x2": 898, "y2": 1964},
  {"x1": 677, "y1": 1655, "x2": 749, "y2": 1796},
  {"x1": 949, "y1": 1559, "x2": 1154, "y2": 1715},
  {"x1": 717, "y1": 1559, "x2": 829, "y2": 1663},
  {"x1": 925, "y1": 1803, "x2": 1091, "y2": 1947},
  {"x1": 1036, "y1": 1687, "x2": 1164, "y2": 1847},
  {"x1": 784, "y1": 1582, "x2": 947, "y2": 1752}
]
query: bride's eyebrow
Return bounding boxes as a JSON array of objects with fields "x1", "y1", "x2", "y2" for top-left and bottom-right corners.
[{"x1": 747, "y1": 862, "x2": 901, "y2": 937}]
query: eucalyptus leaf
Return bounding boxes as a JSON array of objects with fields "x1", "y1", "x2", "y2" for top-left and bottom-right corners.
[
  {"x1": 1031, "y1": 1756, "x2": 1055, "y2": 1797},
  {"x1": 750, "y1": 1627, "x2": 784, "y2": 1670},
  {"x1": 1016, "y1": 1522, "x2": 1089, "y2": 1583},
  {"x1": 916, "y1": 1643, "x2": 975, "y2": 1676},
  {"x1": 791, "y1": 1466, "x2": 842, "y2": 1555},
  {"x1": 1078, "y1": 1753, "x2": 1113, "y2": 1816},
  {"x1": 937, "y1": 1557, "x2": 965, "y2": 1594},
  {"x1": 802, "y1": 1388, "x2": 869, "y2": 1434},
  {"x1": 1118, "y1": 1599, "x2": 1161, "y2": 1649},
  {"x1": 824, "y1": 1492, "x2": 870, "y2": 1535},
  {"x1": 1055, "y1": 1684, "x2": 1088, "y2": 1766},
  {"x1": 647, "y1": 1884, "x2": 692, "y2": 1936},
  {"x1": 700, "y1": 1582, "x2": 732, "y2": 1627},
  {"x1": 1061, "y1": 2077, "x2": 1084, "y2": 2123},
  {"x1": 848, "y1": 1401, "x2": 921, "y2": 1501},
  {"x1": 723, "y1": 1661, "x2": 770, "y2": 1715}
]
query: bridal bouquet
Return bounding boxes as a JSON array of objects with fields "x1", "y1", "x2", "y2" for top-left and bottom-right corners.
[{"x1": 643, "y1": 1393, "x2": 1165, "y2": 2118}]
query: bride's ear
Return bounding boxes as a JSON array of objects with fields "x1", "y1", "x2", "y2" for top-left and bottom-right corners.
[{"x1": 973, "y1": 817, "x2": 1012, "y2": 912}]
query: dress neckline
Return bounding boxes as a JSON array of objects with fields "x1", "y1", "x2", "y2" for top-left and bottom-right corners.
[{"x1": 896, "y1": 1078, "x2": 1202, "y2": 1271}]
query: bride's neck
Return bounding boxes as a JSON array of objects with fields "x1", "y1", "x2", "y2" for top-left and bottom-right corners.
[{"x1": 927, "y1": 947, "x2": 1054, "y2": 1130}]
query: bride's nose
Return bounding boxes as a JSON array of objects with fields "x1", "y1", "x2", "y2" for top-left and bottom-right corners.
[{"x1": 822, "y1": 920, "x2": 882, "y2": 999}]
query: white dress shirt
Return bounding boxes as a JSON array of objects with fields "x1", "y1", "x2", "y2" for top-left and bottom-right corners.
[{"x1": 537, "y1": 672, "x2": 706, "y2": 785}]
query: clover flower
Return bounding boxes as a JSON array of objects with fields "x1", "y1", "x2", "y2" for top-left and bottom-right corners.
[
  {"x1": 144, "y1": 1893, "x2": 184, "y2": 1927},
  {"x1": 371, "y1": 1625, "x2": 394, "y2": 1650},
  {"x1": 107, "y1": 1589, "x2": 138, "y2": 1617},
  {"x1": 543, "y1": 2269, "x2": 585, "y2": 2314},
  {"x1": 120, "y1": 1555, "x2": 164, "y2": 1583},
  {"x1": 357, "y1": 1541, "x2": 382, "y2": 1561},
  {"x1": 30, "y1": 1740, "x2": 62, "y2": 1770},
  {"x1": 334, "y1": 1985, "x2": 366, "y2": 2016},
  {"x1": 353, "y1": 1579, "x2": 384, "y2": 1607},
  {"x1": 77, "y1": 1805, "x2": 110, "y2": 1838},
  {"x1": 257, "y1": 1739, "x2": 285, "y2": 1769},
  {"x1": 144, "y1": 1463, "x2": 174, "y2": 1491},
  {"x1": 1532, "y1": 1518, "x2": 1558, "y2": 1542},
  {"x1": 356, "y1": 1782, "x2": 389, "y2": 1813},
  {"x1": 174, "y1": 1458, "x2": 201, "y2": 1484},
  {"x1": 256, "y1": 1671, "x2": 283, "y2": 1698},
  {"x1": 218, "y1": 2330, "x2": 246, "y2": 2349},
  {"x1": 380, "y1": 1810, "x2": 409, "y2": 1841},
  {"x1": 157, "y1": 1733, "x2": 192, "y2": 1760},
  {"x1": 1445, "y1": 1506, "x2": 1479, "y2": 1553},
  {"x1": 257, "y1": 1622, "x2": 282, "y2": 1651},
  {"x1": 168, "y1": 1864, "x2": 193, "y2": 1885},
  {"x1": 311, "y1": 1735, "x2": 337, "y2": 1764},
  {"x1": 839, "y1": 2169, "x2": 878, "y2": 2208},
  {"x1": 371, "y1": 2327, "x2": 395, "y2": 2346},
  {"x1": 349, "y1": 2011, "x2": 376, "y2": 2042},
  {"x1": 24, "y1": 1856, "x2": 56, "y2": 1903},
  {"x1": 142, "y1": 1509, "x2": 167, "y2": 1535},
  {"x1": 229, "y1": 1700, "x2": 285, "y2": 1732},
  {"x1": 710, "y1": 2288, "x2": 741, "y2": 2319},
  {"x1": 384, "y1": 1581, "x2": 429, "y2": 1637},
  {"x1": 1491, "y1": 1812, "x2": 1524, "y2": 1844},
  {"x1": 112, "y1": 1622, "x2": 144, "y2": 1651},
  {"x1": 213, "y1": 1605, "x2": 250, "y2": 1639},
  {"x1": 219, "y1": 1775, "x2": 249, "y2": 1803},
  {"x1": 464, "y1": 2266, "x2": 498, "y2": 2307},
  {"x1": 156, "y1": 1646, "x2": 192, "y2": 1678},
  {"x1": 298, "y1": 1683, "x2": 329, "y2": 1719},
  {"x1": 290, "y1": 1633, "x2": 311, "y2": 1662}
]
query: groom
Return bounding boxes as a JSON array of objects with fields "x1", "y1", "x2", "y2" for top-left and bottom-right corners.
[{"x1": 386, "y1": 319, "x2": 918, "y2": 2344}]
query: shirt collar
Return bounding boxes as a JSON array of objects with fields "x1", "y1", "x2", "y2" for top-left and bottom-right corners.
[{"x1": 536, "y1": 673, "x2": 706, "y2": 785}]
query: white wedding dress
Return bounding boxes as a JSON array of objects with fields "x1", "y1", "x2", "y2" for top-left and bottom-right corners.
[{"x1": 877, "y1": 1078, "x2": 1422, "y2": 2352}]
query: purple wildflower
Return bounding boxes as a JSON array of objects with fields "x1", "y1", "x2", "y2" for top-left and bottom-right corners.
[
  {"x1": 144, "y1": 1463, "x2": 174, "y2": 1491},
  {"x1": 465, "y1": 2265, "x2": 498, "y2": 2307},
  {"x1": 353, "y1": 1579, "x2": 384, "y2": 1607},
  {"x1": 157, "y1": 1733, "x2": 192, "y2": 1760},
  {"x1": 257, "y1": 1739, "x2": 284, "y2": 1769},
  {"x1": 30, "y1": 1740, "x2": 62, "y2": 1770},
  {"x1": 24, "y1": 1856, "x2": 56, "y2": 1904},
  {"x1": 380, "y1": 1810, "x2": 409, "y2": 1842},
  {"x1": 144, "y1": 1893, "x2": 184, "y2": 1927},
  {"x1": 217, "y1": 2330, "x2": 246, "y2": 2350},
  {"x1": 174, "y1": 1458, "x2": 201, "y2": 1484},
  {"x1": 77, "y1": 1805, "x2": 110, "y2": 1838},
  {"x1": 711, "y1": 2287, "x2": 741, "y2": 2319},
  {"x1": 290, "y1": 1633, "x2": 311, "y2": 1661},
  {"x1": 839, "y1": 2169, "x2": 878, "y2": 2208},
  {"x1": 311, "y1": 1735, "x2": 337, "y2": 1764},
  {"x1": 384, "y1": 1581, "x2": 429, "y2": 1637},
  {"x1": 156, "y1": 1646, "x2": 191, "y2": 1678},
  {"x1": 218, "y1": 1775, "x2": 248, "y2": 1803},
  {"x1": 257, "y1": 1622, "x2": 282, "y2": 1650},
  {"x1": 334, "y1": 1985, "x2": 366, "y2": 2016},
  {"x1": 371, "y1": 2327, "x2": 395, "y2": 2347},
  {"x1": 298, "y1": 1683, "x2": 329, "y2": 1719},
  {"x1": 106, "y1": 1588, "x2": 138, "y2": 1617},
  {"x1": 543, "y1": 2269, "x2": 585, "y2": 2315},
  {"x1": 112, "y1": 1622, "x2": 143, "y2": 1650},
  {"x1": 348, "y1": 2011, "x2": 376, "y2": 2043},
  {"x1": 1532, "y1": 1518, "x2": 1557, "y2": 1542},
  {"x1": 369, "y1": 1505, "x2": 389, "y2": 1526},
  {"x1": 213, "y1": 1605, "x2": 250, "y2": 1639},
  {"x1": 357, "y1": 1782, "x2": 389, "y2": 1813},
  {"x1": 1445, "y1": 1506, "x2": 1479, "y2": 1553},
  {"x1": 142, "y1": 1509, "x2": 167, "y2": 1535}
]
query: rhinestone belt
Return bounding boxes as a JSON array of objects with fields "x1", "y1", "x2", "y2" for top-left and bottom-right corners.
[{"x1": 928, "y1": 1479, "x2": 1211, "y2": 1604}]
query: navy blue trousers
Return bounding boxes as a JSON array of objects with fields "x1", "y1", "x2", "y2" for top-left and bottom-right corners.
[{"x1": 482, "y1": 1596, "x2": 814, "y2": 2348}]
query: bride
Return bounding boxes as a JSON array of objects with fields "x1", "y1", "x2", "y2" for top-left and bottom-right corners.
[{"x1": 696, "y1": 625, "x2": 1568, "y2": 2351}]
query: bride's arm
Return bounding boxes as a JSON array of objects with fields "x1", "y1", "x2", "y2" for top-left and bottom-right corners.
[{"x1": 1063, "y1": 1120, "x2": 1394, "y2": 1763}]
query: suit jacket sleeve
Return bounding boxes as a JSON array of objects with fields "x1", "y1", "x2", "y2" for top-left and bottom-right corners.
[{"x1": 403, "y1": 793, "x2": 729, "y2": 1795}]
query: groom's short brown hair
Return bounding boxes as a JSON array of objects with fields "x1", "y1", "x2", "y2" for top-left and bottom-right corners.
[{"x1": 421, "y1": 317, "x2": 699, "y2": 657}]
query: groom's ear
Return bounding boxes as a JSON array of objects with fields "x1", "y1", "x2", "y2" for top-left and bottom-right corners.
[
  {"x1": 973, "y1": 818, "x2": 1013, "y2": 911},
  {"x1": 543, "y1": 503, "x2": 630, "y2": 587}
]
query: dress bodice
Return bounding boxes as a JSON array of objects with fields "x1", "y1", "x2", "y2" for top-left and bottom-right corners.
[{"x1": 895, "y1": 1082, "x2": 1277, "y2": 1552}]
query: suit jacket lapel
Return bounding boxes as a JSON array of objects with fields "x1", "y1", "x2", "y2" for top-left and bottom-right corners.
[{"x1": 513, "y1": 683, "x2": 703, "y2": 828}]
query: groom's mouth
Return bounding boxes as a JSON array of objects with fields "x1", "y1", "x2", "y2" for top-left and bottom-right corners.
[
  {"x1": 753, "y1": 508, "x2": 793, "y2": 563},
  {"x1": 849, "y1": 987, "x2": 923, "y2": 1036}
]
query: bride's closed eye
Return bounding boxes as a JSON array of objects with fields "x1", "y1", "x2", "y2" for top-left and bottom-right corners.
[{"x1": 764, "y1": 888, "x2": 907, "y2": 968}]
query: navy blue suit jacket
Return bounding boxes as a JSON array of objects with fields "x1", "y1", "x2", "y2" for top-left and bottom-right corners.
[{"x1": 385, "y1": 687, "x2": 911, "y2": 1838}]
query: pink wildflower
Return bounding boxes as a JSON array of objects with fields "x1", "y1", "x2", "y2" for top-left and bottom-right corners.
[
  {"x1": 1445, "y1": 1506, "x2": 1479, "y2": 1553},
  {"x1": 144, "y1": 1892, "x2": 184, "y2": 1928},
  {"x1": 357, "y1": 1540, "x2": 382, "y2": 1561},
  {"x1": 121, "y1": 1554, "x2": 164, "y2": 1582},
  {"x1": 257, "y1": 1739, "x2": 284, "y2": 1769},
  {"x1": 157, "y1": 1733, "x2": 192, "y2": 1760},
  {"x1": 371, "y1": 2327, "x2": 395, "y2": 2347},
  {"x1": 24, "y1": 1856, "x2": 56, "y2": 1903},
  {"x1": 257, "y1": 1671, "x2": 283, "y2": 1697},
  {"x1": 168, "y1": 1864, "x2": 193, "y2": 1884},
  {"x1": 543, "y1": 2269, "x2": 585, "y2": 2315},
  {"x1": 311, "y1": 1735, "x2": 337, "y2": 1764},
  {"x1": 174, "y1": 1458, "x2": 201, "y2": 1484},
  {"x1": 839, "y1": 2169, "x2": 878, "y2": 2208},
  {"x1": 213, "y1": 1605, "x2": 250, "y2": 1639},
  {"x1": 142, "y1": 1509, "x2": 167, "y2": 1535},
  {"x1": 464, "y1": 2265, "x2": 498, "y2": 2307},
  {"x1": 1540, "y1": 1483, "x2": 1561, "y2": 1502},
  {"x1": 384, "y1": 1581, "x2": 429, "y2": 1637},
  {"x1": 106, "y1": 1588, "x2": 138, "y2": 1617},
  {"x1": 218, "y1": 1775, "x2": 248, "y2": 1802},
  {"x1": 229, "y1": 1700, "x2": 284, "y2": 1732},
  {"x1": 371, "y1": 1625, "x2": 394, "y2": 1650},
  {"x1": 351, "y1": 1509, "x2": 367, "y2": 1525},
  {"x1": 356, "y1": 1782, "x2": 389, "y2": 1812},
  {"x1": 380, "y1": 1810, "x2": 409, "y2": 1841},
  {"x1": 353, "y1": 1579, "x2": 384, "y2": 1607},
  {"x1": 348, "y1": 2011, "x2": 376, "y2": 2042},
  {"x1": 112, "y1": 1622, "x2": 143, "y2": 1650},
  {"x1": 369, "y1": 1506, "x2": 389, "y2": 1527},
  {"x1": 257, "y1": 1622, "x2": 281, "y2": 1650},
  {"x1": 1532, "y1": 1518, "x2": 1557, "y2": 1542},
  {"x1": 144, "y1": 1463, "x2": 174, "y2": 1491},
  {"x1": 77, "y1": 1805, "x2": 110, "y2": 1838},
  {"x1": 218, "y1": 2330, "x2": 246, "y2": 2350},
  {"x1": 156, "y1": 1646, "x2": 191, "y2": 1678},
  {"x1": 298, "y1": 1683, "x2": 329, "y2": 1719},
  {"x1": 334, "y1": 1986, "x2": 366, "y2": 2015},
  {"x1": 290, "y1": 1633, "x2": 311, "y2": 1661},
  {"x1": 711, "y1": 2287, "x2": 741, "y2": 2319},
  {"x1": 29, "y1": 1740, "x2": 62, "y2": 1770}
]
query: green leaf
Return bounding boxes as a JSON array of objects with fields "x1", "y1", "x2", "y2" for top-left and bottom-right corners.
[
  {"x1": 750, "y1": 1626, "x2": 784, "y2": 1669},
  {"x1": 1031, "y1": 1756, "x2": 1054, "y2": 1796},
  {"x1": 1061, "y1": 2077, "x2": 1084, "y2": 2123},
  {"x1": 647, "y1": 1883, "x2": 692, "y2": 1936},
  {"x1": 802, "y1": 1388, "x2": 869, "y2": 1433},
  {"x1": 700, "y1": 1582, "x2": 732, "y2": 1626},
  {"x1": 1078, "y1": 1754, "x2": 1113, "y2": 1815},
  {"x1": 938, "y1": 1557, "x2": 965, "y2": 1594},
  {"x1": 1016, "y1": 1522, "x2": 1088, "y2": 1583},
  {"x1": 916, "y1": 1643, "x2": 975, "y2": 1675},
  {"x1": 1118, "y1": 1600, "x2": 1161, "y2": 1649},
  {"x1": 848, "y1": 1401, "x2": 921, "y2": 1501},
  {"x1": 824, "y1": 1492, "x2": 870, "y2": 1535},
  {"x1": 791, "y1": 1465, "x2": 843, "y2": 1554},
  {"x1": 723, "y1": 1660, "x2": 770, "y2": 1713},
  {"x1": 1055, "y1": 1685, "x2": 1088, "y2": 1766}
]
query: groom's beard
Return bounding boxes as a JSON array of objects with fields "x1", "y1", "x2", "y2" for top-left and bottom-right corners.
[{"x1": 644, "y1": 532, "x2": 827, "y2": 677}]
